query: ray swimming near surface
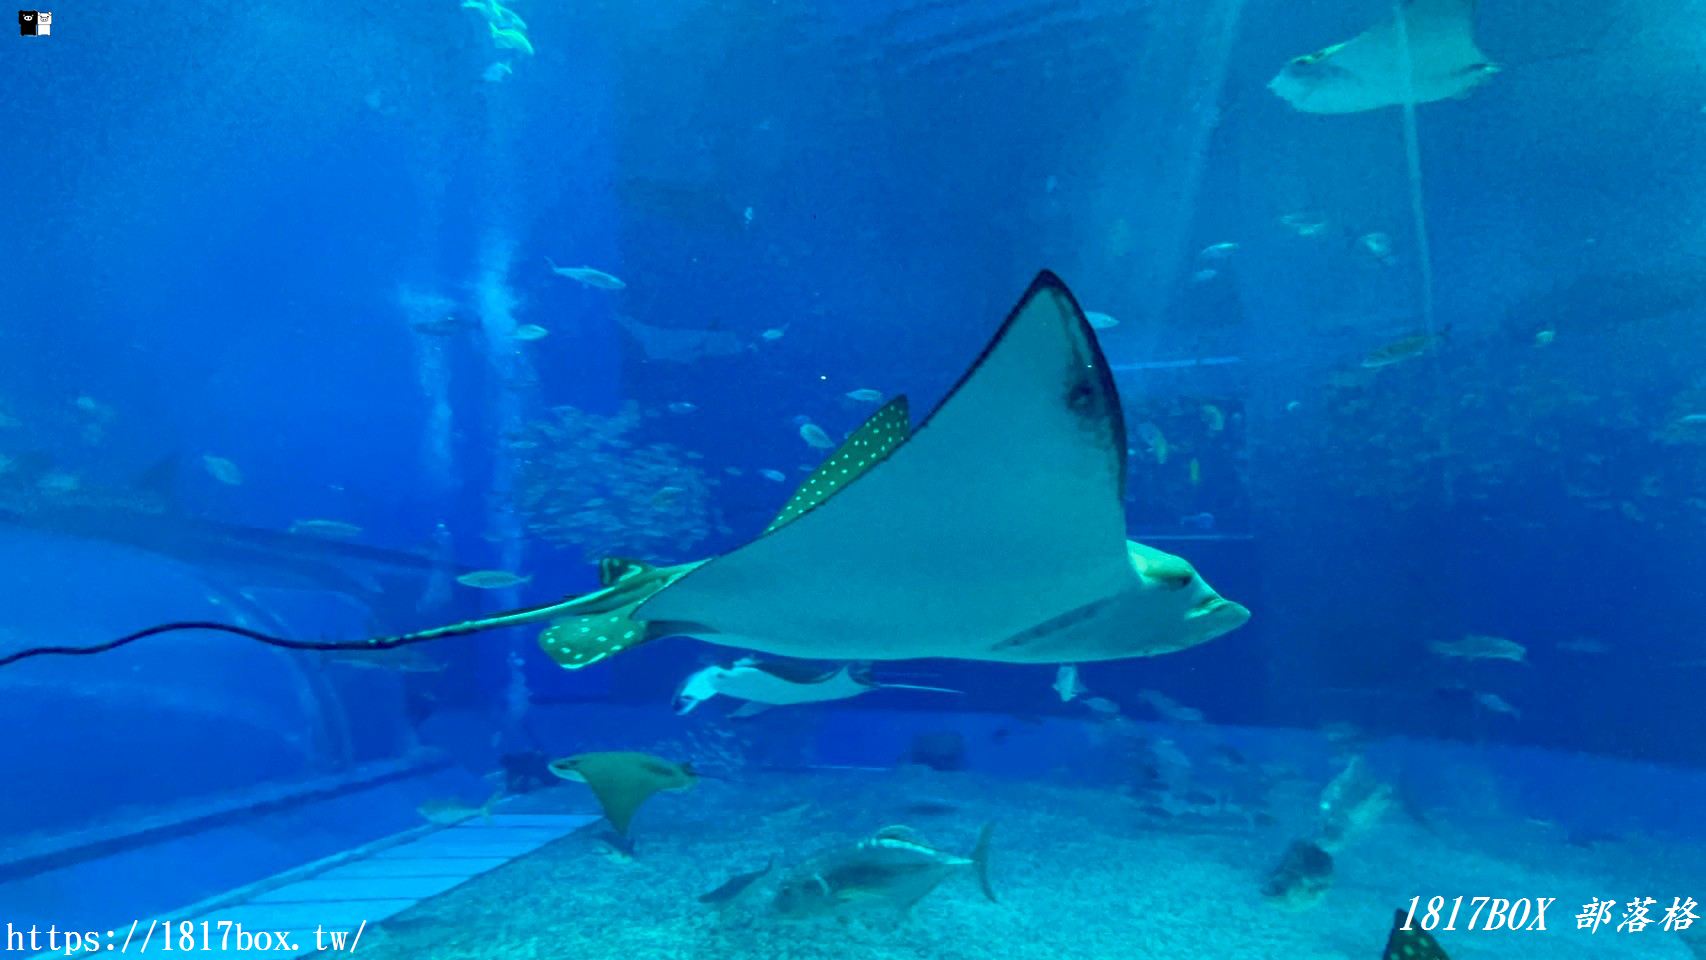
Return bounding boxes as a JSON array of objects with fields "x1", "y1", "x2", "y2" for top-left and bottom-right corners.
[
  {"x1": 1268, "y1": 0, "x2": 1497, "y2": 114},
  {"x1": 0, "y1": 272, "x2": 1249, "y2": 673},
  {"x1": 516, "y1": 271, "x2": 1251, "y2": 667}
]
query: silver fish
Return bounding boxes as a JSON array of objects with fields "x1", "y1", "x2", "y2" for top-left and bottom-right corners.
[
  {"x1": 418, "y1": 790, "x2": 502, "y2": 825},
  {"x1": 799, "y1": 423, "x2": 834, "y2": 449},
  {"x1": 545, "y1": 258, "x2": 625, "y2": 291},
  {"x1": 1429, "y1": 634, "x2": 1526, "y2": 662},
  {"x1": 457, "y1": 569, "x2": 533, "y2": 589},
  {"x1": 201, "y1": 455, "x2": 243, "y2": 486}
]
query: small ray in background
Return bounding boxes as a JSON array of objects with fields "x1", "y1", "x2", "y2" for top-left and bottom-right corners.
[
  {"x1": 672, "y1": 656, "x2": 959, "y2": 715},
  {"x1": 549, "y1": 752, "x2": 698, "y2": 837},
  {"x1": 617, "y1": 315, "x2": 748, "y2": 363}
]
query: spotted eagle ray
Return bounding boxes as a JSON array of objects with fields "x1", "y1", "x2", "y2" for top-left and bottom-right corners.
[
  {"x1": 377, "y1": 271, "x2": 1250, "y2": 669},
  {"x1": 549, "y1": 751, "x2": 698, "y2": 837},
  {"x1": 1382, "y1": 908, "x2": 1452, "y2": 960},
  {"x1": 1268, "y1": 0, "x2": 1498, "y2": 114}
]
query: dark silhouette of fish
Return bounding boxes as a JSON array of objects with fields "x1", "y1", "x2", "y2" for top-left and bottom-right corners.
[
  {"x1": 697, "y1": 859, "x2": 776, "y2": 913},
  {"x1": 1505, "y1": 254, "x2": 1706, "y2": 341},
  {"x1": 0, "y1": 453, "x2": 461, "y2": 607},
  {"x1": 616, "y1": 176, "x2": 747, "y2": 233}
]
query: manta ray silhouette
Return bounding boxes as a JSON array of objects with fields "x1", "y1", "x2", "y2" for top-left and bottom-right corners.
[{"x1": 0, "y1": 271, "x2": 1250, "y2": 670}]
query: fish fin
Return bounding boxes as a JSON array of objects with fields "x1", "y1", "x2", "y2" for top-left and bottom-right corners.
[
  {"x1": 561, "y1": 754, "x2": 676, "y2": 837},
  {"x1": 1383, "y1": 908, "x2": 1450, "y2": 960},
  {"x1": 872, "y1": 825, "x2": 920, "y2": 841},
  {"x1": 1127, "y1": 540, "x2": 1197, "y2": 588},
  {"x1": 599, "y1": 556, "x2": 652, "y2": 586},
  {"x1": 369, "y1": 593, "x2": 595, "y2": 646},
  {"x1": 969, "y1": 821, "x2": 997, "y2": 903},
  {"x1": 538, "y1": 605, "x2": 663, "y2": 670},
  {"x1": 743, "y1": 657, "x2": 839, "y2": 684},
  {"x1": 635, "y1": 272, "x2": 1138, "y2": 662},
  {"x1": 1394, "y1": 0, "x2": 1487, "y2": 65},
  {"x1": 1308, "y1": 0, "x2": 1483, "y2": 100},
  {"x1": 876, "y1": 682, "x2": 964, "y2": 695},
  {"x1": 726, "y1": 701, "x2": 774, "y2": 719},
  {"x1": 536, "y1": 561, "x2": 704, "y2": 669},
  {"x1": 763, "y1": 396, "x2": 910, "y2": 534}
]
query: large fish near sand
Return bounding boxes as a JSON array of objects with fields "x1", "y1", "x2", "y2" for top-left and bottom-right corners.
[
  {"x1": 367, "y1": 272, "x2": 1250, "y2": 668},
  {"x1": 1269, "y1": 0, "x2": 1498, "y2": 114},
  {"x1": 772, "y1": 823, "x2": 996, "y2": 918}
]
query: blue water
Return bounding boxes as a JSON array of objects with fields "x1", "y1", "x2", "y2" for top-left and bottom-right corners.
[{"x1": 4, "y1": 0, "x2": 1705, "y2": 955}]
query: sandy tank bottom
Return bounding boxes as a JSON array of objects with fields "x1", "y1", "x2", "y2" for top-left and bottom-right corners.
[{"x1": 352, "y1": 767, "x2": 1701, "y2": 960}]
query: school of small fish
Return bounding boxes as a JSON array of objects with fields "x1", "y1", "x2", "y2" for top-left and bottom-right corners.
[{"x1": 510, "y1": 402, "x2": 718, "y2": 559}]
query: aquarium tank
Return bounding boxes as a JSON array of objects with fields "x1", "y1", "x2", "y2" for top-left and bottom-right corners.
[{"x1": 4, "y1": 0, "x2": 1705, "y2": 957}]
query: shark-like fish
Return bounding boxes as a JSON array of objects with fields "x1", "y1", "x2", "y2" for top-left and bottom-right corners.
[
  {"x1": 376, "y1": 271, "x2": 1251, "y2": 668},
  {"x1": 672, "y1": 657, "x2": 961, "y2": 715},
  {"x1": 1269, "y1": 0, "x2": 1498, "y2": 114}
]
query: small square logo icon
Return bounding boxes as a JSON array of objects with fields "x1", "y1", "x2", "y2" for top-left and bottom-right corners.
[
  {"x1": 35, "y1": 9, "x2": 47, "y2": 33},
  {"x1": 19, "y1": 10, "x2": 37, "y2": 35}
]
